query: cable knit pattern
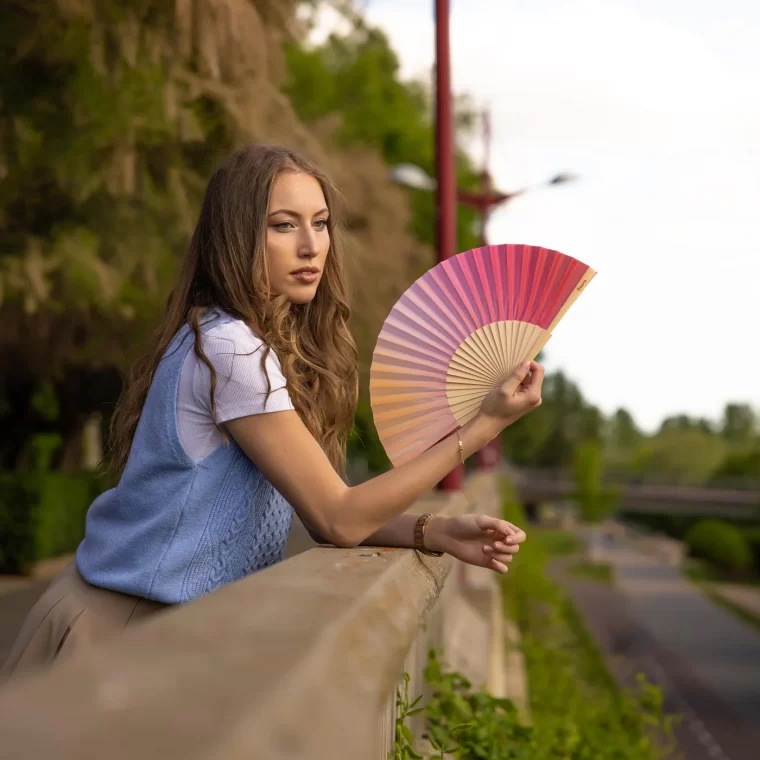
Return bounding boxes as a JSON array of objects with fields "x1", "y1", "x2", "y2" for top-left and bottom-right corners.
[
  {"x1": 181, "y1": 445, "x2": 292, "y2": 601},
  {"x1": 76, "y1": 312, "x2": 294, "y2": 605}
]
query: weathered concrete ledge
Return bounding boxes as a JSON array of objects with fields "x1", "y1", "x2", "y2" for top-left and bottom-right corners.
[{"x1": 0, "y1": 487, "x2": 476, "y2": 760}]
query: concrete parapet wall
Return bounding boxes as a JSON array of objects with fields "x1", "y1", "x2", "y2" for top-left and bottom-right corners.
[{"x1": 0, "y1": 472, "x2": 523, "y2": 759}]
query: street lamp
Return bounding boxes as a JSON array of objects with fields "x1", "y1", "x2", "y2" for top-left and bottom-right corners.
[
  {"x1": 391, "y1": 163, "x2": 578, "y2": 223},
  {"x1": 389, "y1": 163, "x2": 437, "y2": 192}
]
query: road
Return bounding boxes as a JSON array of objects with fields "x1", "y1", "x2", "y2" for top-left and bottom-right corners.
[{"x1": 556, "y1": 528, "x2": 760, "y2": 760}]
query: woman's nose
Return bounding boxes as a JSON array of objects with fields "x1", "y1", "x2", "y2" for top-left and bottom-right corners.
[{"x1": 298, "y1": 228, "x2": 319, "y2": 257}]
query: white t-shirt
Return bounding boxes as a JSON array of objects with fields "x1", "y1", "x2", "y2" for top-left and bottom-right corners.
[{"x1": 176, "y1": 319, "x2": 294, "y2": 461}]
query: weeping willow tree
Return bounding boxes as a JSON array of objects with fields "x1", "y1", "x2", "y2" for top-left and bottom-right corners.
[{"x1": 0, "y1": 0, "x2": 431, "y2": 469}]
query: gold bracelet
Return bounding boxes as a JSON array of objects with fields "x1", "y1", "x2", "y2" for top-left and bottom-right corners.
[
  {"x1": 414, "y1": 512, "x2": 444, "y2": 557},
  {"x1": 456, "y1": 428, "x2": 465, "y2": 465}
]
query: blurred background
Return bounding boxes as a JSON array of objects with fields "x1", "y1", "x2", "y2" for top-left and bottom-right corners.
[{"x1": 1, "y1": 1, "x2": 759, "y2": 757}]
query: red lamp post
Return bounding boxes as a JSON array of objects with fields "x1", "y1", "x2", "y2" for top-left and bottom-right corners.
[
  {"x1": 434, "y1": 0, "x2": 463, "y2": 491},
  {"x1": 425, "y1": 5, "x2": 576, "y2": 486}
]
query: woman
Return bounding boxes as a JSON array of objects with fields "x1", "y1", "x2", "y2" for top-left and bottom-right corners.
[{"x1": 1, "y1": 143, "x2": 544, "y2": 683}]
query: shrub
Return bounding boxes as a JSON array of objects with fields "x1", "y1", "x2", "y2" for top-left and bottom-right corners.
[
  {"x1": 743, "y1": 527, "x2": 760, "y2": 576},
  {"x1": 684, "y1": 519, "x2": 753, "y2": 577},
  {"x1": 0, "y1": 471, "x2": 106, "y2": 574}
]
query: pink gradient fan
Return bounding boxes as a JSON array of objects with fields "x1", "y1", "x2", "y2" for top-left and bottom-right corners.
[{"x1": 369, "y1": 243, "x2": 596, "y2": 467}]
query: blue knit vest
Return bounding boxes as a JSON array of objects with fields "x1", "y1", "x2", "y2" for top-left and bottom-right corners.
[{"x1": 76, "y1": 312, "x2": 293, "y2": 604}]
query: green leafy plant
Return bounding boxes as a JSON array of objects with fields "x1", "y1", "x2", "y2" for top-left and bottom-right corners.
[
  {"x1": 0, "y1": 470, "x2": 106, "y2": 574},
  {"x1": 685, "y1": 518, "x2": 753, "y2": 577},
  {"x1": 389, "y1": 672, "x2": 425, "y2": 760},
  {"x1": 572, "y1": 439, "x2": 620, "y2": 523},
  {"x1": 423, "y1": 649, "x2": 532, "y2": 759}
]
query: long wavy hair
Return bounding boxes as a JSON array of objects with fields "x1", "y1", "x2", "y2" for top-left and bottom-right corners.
[{"x1": 108, "y1": 144, "x2": 358, "y2": 477}]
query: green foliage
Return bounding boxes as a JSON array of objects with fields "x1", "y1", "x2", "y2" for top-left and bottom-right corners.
[
  {"x1": 501, "y1": 371, "x2": 603, "y2": 469},
  {"x1": 0, "y1": 0, "x2": 244, "y2": 466},
  {"x1": 627, "y1": 429, "x2": 728, "y2": 486},
  {"x1": 658, "y1": 415, "x2": 714, "y2": 435},
  {"x1": 567, "y1": 561, "x2": 613, "y2": 584},
  {"x1": 0, "y1": 475, "x2": 39, "y2": 574},
  {"x1": 684, "y1": 519, "x2": 753, "y2": 578},
  {"x1": 720, "y1": 404, "x2": 757, "y2": 444},
  {"x1": 0, "y1": 470, "x2": 105, "y2": 574},
  {"x1": 710, "y1": 446, "x2": 760, "y2": 482},
  {"x1": 23, "y1": 432, "x2": 63, "y2": 473},
  {"x1": 282, "y1": 16, "x2": 483, "y2": 257},
  {"x1": 423, "y1": 649, "x2": 532, "y2": 759},
  {"x1": 502, "y1": 523, "x2": 680, "y2": 760},
  {"x1": 0, "y1": 2, "x2": 197, "y2": 322},
  {"x1": 388, "y1": 477, "x2": 677, "y2": 759},
  {"x1": 604, "y1": 408, "x2": 645, "y2": 471},
  {"x1": 389, "y1": 671, "x2": 426, "y2": 760},
  {"x1": 29, "y1": 382, "x2": 60, "y2": 422},
  {"x1": 348, "y1": 398, "x2": 390, "y2": 474},
  {"x1": 571, "y1": 440, "x2": 619, "y2": 523}
]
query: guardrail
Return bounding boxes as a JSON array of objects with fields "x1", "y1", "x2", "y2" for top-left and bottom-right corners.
[
  {"x1": 0, "y1": 472, "x2": 518, "y2": 760},
  {"x1": 509, "y1": 466, "x2": 760, "y2": 519},
  {"x1": 512, "y1": 466, "x2": 760, "y2": 492}
]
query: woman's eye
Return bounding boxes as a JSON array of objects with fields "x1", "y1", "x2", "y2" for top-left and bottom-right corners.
[
  {"x1": 274, "y1": 221, "x2": 294, "y2": 231},
  {"x1": 314, "y1": 219, "x2": 328, "y2": 230}
]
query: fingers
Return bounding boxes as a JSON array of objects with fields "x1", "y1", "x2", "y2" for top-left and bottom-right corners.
[
  {"x1": 475, "y1": 515, "x2": 527, "y2": 544},
  {"x1": 527, "y1": 361, "x2": 545, "y2": 388},
  {"x1": 519, "y1": 362, "x2": 544, "y2": 406},
  {"x1": 506, "y1": 529, "x2": 526, "y2": 545},
  {"x1": 475, "y1": 515, "x2": 516, "y2": 536},
  {"x1": 488, "y1": 557, "x2": 510, "y2": 574},
  {"x1": 501, "y1": 360, "x2": 532, "y2": 396},
  {"x1": 484, "y1": 542, "x2": 520, "y2": 556},
  {"x1": 499, "y1": 361, "x2": 544, "y2": 415}
]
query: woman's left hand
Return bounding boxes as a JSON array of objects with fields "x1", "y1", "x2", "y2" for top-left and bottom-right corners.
[{"x1": 427, "y1": 514, "x2": 526, "y2": 574}]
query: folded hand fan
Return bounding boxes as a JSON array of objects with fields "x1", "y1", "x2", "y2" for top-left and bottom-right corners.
[{"x1": 370, "y1": 244, "x2": 596, "y2": 467}]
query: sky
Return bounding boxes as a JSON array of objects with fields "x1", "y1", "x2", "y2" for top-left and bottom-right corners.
[{"x1": 310, "y1": 0, "x2": 760, "y2": 433}]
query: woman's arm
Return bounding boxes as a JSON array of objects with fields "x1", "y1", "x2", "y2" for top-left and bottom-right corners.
[
  {"x1": 225, "y1": 361, "x2": 543, "y2": 549},
  {"x1": 305, "y1": 510, "x2": 527, "y2": 574}
]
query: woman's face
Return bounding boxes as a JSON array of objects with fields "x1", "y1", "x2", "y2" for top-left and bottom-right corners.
[{"x1": 266, "y1": 171, "x2": 330, "y2": 304}]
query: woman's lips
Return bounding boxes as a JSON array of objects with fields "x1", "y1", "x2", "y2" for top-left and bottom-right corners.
[{"x1": 291, "y1": 270, "x2": 319, "y2": 283}]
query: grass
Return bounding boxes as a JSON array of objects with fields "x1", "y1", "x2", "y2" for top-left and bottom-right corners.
[
  {"x1": 698, "y1": 584, "x2": 760, "y2": 634},
  {"x1": 499, "y1": 478, "x2": 680, "y2": 759},
  {"x1": 683, "y1": 557, "x2": 760, "y2": 587},
  {"x1": 682, "y1": 559, "x2": 760, "y2": 634},
  {"x1": 535, "y1": 529, "x2": 582, "y2": 558},
  {"x1": 567, "y1": 560, "x2": 614, "y2": 584}
]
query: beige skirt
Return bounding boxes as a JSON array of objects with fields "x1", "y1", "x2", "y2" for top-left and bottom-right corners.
[{"x1": 0, "y1": 561, "x2": 168, "y2": 685}]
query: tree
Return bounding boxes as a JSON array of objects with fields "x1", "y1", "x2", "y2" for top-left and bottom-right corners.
[
  {"x1": 603, "y1": 407, "x2": 644, "y2": 472},
  {"x1": 659, "y1": 414, "x2": 713, "y2": 435},
  {"x1": 710, "y1": 447, "x2": 760, "y2": 484},
  {"x1": 282, "y1": 15, "x2": 484, "y2": 263},
  {"x1": 0, "y1": 0, "x2": 432, "y2": 470},
  {"x1": 571, "y1": 440, "x2": 619, "y2": 523},
  {"x1": 628, "y1": 429, "x2": 728, "y2": 486},
  {"x1": 502, "y1": 369, "x2": 603, "y2": 469},
  {"x1": 720, "y1": 403, "x2": 757, "y2": 446}
]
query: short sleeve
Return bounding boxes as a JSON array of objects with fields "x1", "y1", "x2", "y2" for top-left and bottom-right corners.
[{"x1": 192, "y1": 321, "x2": 294, "y2": 424}]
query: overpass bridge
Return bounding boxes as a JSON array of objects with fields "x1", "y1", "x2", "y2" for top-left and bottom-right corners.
[{"x1": 509, "y1": 466, "x2": 760, "y2": 520}]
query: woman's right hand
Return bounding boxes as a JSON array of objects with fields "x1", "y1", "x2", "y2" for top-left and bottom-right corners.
[{"x1": 477, "y1": 360, "x2": 545, "y2": 428}]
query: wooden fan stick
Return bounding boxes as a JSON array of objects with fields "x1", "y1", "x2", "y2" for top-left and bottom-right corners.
[
  {"x1": 524, "y1": 265, "x2": 597, "y2": 361},
  {"x1": 547, "y1": 266, "x2": 596, "y2": 334}
]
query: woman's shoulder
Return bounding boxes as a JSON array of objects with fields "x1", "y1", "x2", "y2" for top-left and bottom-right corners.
[
  {"x1": 196, "y1": 315, "x2": 285, "y2": 375},
  {"x1": 204, "y1": 317, "x2": 266, "y2": 353}
]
